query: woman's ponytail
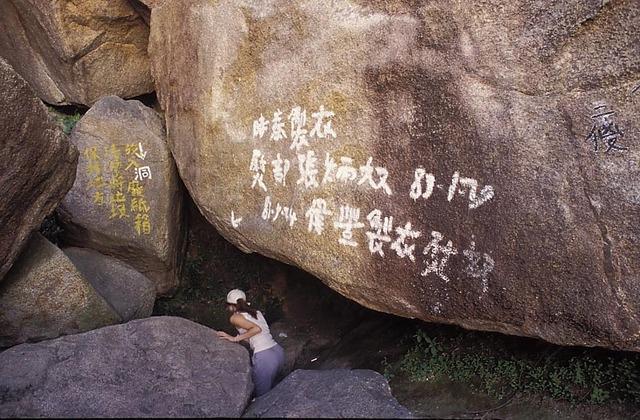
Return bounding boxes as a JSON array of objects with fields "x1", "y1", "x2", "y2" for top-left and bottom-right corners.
[{"x1": 235, "y1": 298, "x2": 258, "y2": 319}]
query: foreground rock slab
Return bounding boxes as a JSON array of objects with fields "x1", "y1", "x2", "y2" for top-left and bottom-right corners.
[
  {"x1": 0, "y1": 0, "x2": 153, "y2": 106},
  {"x1": 0, "y1": 58, "x2": 77, "y2": 282},
  {"x1": 64, "y1": 247, "x2": 156, "y2": 321},
  {"x1": 243, "y1": 369, "x2": 412, "y2": 418},
  {"x1": 0, "y1": 316, "x2": 253, "y2": 417},
  {"x1": 59, "y1": 95, "x2": 185, "y2": 296},
  {"x1": 0, "y1": 234, "x2": 120, "y2": 348},
  {"x1": 149, "y1": 0, "x2": 640, "y2": 351}
]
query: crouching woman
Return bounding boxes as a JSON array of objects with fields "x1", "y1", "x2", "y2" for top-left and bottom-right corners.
[{"x1": 217, "y1": 289, "x2": 285, "y2": 397}]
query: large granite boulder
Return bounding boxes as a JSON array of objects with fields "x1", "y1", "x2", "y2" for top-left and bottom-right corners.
[
  {"x1": 64, "y1": 247, "x2": 156, "y2": 321},
  {"x1": 0, "y1": 316, "x2": 253, "y2": 417},
  {"x1": 0, "y1": 58, "x2": 77, "y2": 283},
  {"x1": 0, "y1": 0, "x2": 153, "y2": 106},
  {"x1": 243, "y1": 369, "x2": 412, "y2": 418},
  {"x1": 148, "y1": 1, "x2": 640, "y2": 351},
  {"x1": 0, "y1": 234, "x2": 120, "y2": 348},
  {"x1": 58, "y1": 95, "x2": 185, "y2": 296}
]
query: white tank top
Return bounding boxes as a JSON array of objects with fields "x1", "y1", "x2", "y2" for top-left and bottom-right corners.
[{"x1": 236, "y1": 310, "x2": 277, "y2": 353}]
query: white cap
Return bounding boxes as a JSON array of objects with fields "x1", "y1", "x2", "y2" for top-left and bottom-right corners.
[{"x1": 226, "y1": 289, "x2": 246, "y2": 304}]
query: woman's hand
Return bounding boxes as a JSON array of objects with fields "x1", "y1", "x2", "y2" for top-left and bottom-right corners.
[{"x1": 216, "y1": 331, "x2": 238, "y2": 342}]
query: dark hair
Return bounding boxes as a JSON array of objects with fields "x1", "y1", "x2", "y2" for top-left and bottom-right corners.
[{"x1": 235, "y1": 298, "x2": 258, "y2": 319}]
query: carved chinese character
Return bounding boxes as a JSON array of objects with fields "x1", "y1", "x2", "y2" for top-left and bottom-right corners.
[
  {"x1": 334, "y1": 205, "x2": 364, "y2": 247},
  {"x1": 585, "y1": 101, "x2": 627, "y2": 153},
  {"x1": 305, "y1": 198, "x2": 332, "y2": 235},
  {"x1": 365, "y1": 209, "x2": 393, "y2": 257},
  {"x1": 421, "y1": 231, "x2": 458, "y2": 282}
]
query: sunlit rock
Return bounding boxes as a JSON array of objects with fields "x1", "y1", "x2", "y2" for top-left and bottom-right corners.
[
  {"x1": 59, "y1": 96, "x2": 185, "y2": 296},
  {"x1": 0, "y1": 58, "x2": 77, "y2": 282},
  {"x1": 64, "y1": 247, "x2": 156, "y2": 321},
  {"x1": 148, "y1": 0, "x2": 640, "y2": 350},
  {"x1": 0, "y1": 0, "x2": 153, "y2": 106},
  {"x1": 0, "y1": 234, "x2": 120, "y2": 348}
]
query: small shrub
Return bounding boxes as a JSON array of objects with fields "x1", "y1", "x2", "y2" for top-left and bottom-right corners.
[
  {"x1": 56, "y1": 113, "x2": 82, "y2": 135},
  {"x1": 381, "y1": 357, "x2": 395, "y2": 381},
  {"x1": 394, "y1": 328, "x2": 640, "y2": 406}
]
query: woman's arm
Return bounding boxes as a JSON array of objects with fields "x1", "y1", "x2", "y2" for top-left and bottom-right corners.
[{"x1": 217, "y1": 313, "x2": 262, "y2": 343}]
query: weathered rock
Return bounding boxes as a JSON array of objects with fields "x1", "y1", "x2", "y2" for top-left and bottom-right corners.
[
  {"x1": 63, "y1": 247, "x2": 156, "y2": 321},
  {"x1": 127, "y1": 0, "x2": 164, "y2": 25},
  {"x1": 0, "y1": 58, "x2": 77, "y2": 283},
  {"x1": 58, "y1": 95, "x2": 185, "y2": 296},
  {"x1": 0, "y1": 316, "x2": 253, "y2": 417},
  {"x1": 0, "y1": 0, "x2": 153, "y2": 106},
  {"x1": 149, "y1": 1, "x2": 640, "y2": 351},
  {"x1": 243, "y1": 369, "x2": 412, "y2": 418},
  {"x1": 0, "y1": 234, "x2": 120, "y2": 348}
]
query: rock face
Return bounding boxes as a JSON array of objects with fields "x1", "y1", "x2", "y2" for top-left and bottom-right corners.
[
  {"x1": 0, "y1": 58, "x2": 77, "y2": 283},
  {"x1": 0, "y1": 0, "x2": 153, "y2": 106},
  {"x1": 59, "y1": 95, "x2": 185, "y2": 296},
  {"x1": 148, "y1": 1, "x2": 640, "y2": 351},
  {"x1": 0, "y1": 316, "x2": 253, "y2": 417},
  {"x1": 127, "y1": 0, "x2": 164, "y2": 25},
  {"x1": 0, "y1": 234, "x2": 120, "y2": 348},
  {"x1": 64, "y1": 247, "x2": 156, "y2": 321},
  {"x1": 243, "y1": 369, "x2": 412, "y2": 418}
]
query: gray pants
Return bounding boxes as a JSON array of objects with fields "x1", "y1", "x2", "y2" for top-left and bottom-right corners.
[{"x1": 252, "y1": 344, "x2": 285, "y2": 397}]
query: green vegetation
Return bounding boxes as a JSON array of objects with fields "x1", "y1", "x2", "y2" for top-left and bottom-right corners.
[
  {"x1": 56, "y1": 112, "x2": 82, "y2": 135},
  {"x1": 389, "y1": 329, "x2": 640, "y2": 406},
  {"x1": 47, "y1": 105, "x2": 83, "y2": 135}
]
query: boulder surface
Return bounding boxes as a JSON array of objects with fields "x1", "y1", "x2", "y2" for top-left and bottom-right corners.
[
  {"x1": 59, "y1": 95, "x2": 185, "y2": 296},
  {"x1": 0, "y1": 0, "x2": 153, "y2": 106},
  {"x1": 0, "y1": 316, "x2": 253, "y2": 417},
  {"x1": 243, "y1": 369, "x2": 412, "y2": 418},
  {"x1": 0, "y1": 58, "x2": 77, "y2": 282},
  {"x1": 149, "y1": 0, "x2": 640, "y2": 351},
  {"x1": 64, "y1": 247, "x2": 156, "y2": 321},
  {"x1": 127, "y1": 0, "x2": 164, "y2": 25},
  {"x1": 0, "y1": 234, "x2": 120, "y2": 348}
]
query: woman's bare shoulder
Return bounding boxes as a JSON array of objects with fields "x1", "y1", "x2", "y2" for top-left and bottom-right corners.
[
  {"x1": 230, "y1": 312, "x2": 261, "y2": 330},
  {"x1": 230, "y1": 312, "x2": 245, "y2": 323}
]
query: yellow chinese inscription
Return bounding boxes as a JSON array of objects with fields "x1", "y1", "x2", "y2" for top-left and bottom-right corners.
[
  {"x1": 86, "y1": 143, "x2": 153, "y2": 235},
  {"x1": 128, "y1": 180, "x2": 144, "y2": 197},
  {"x1": 131, "y1": 197, "x2": 150, "y2": 213},
  {"x1": 84, "y1": 146, "x2": 105, "y2": 207},
  {"x1": 89, "y1": 175, "x2": 105, "y2": 189},
  {"x1": 134, "y1": 213, "x2": 151, "y2": 235},
  {"x1": 125, "y1": 143, "x2": 138, "y2": 156},
  {"x1": 93, "y1": 191, "x2": 105, "y2": 205},
  {"x1": 84, "y1": 147, "x2": 99, "y2": 161},
  {"x1": 109, "y1": 191, "x2": 128, "y2": 219}
]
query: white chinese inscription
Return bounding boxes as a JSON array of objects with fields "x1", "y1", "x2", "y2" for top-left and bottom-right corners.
[
  {"x1": 250, "y1": 149, "x2": 267, "y2": 192},
  {"x1": 334, "y1": 205, "x2": 365, "y2": 247},
  {"x1": 134, "y1": 166, "x2": 152, "y2": 181},
  {"x1": 447, "y1": 171, "x2": 495, "y2": 209},
  {"x1": 366, "y1": 209, "x2": 393, "y2": 257},
  {"x1": 231, "y1": 211, "x2": 242, "y2": 228},
  {"x1": 421, "y1": 231, "x2": 458, "y2": 283},
  {"x1": 245, "y1": 104, "x2": 497, "y2": 302},
  {"x1": 306, "y1": 198, "x2": 332, "y2": 235}
]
